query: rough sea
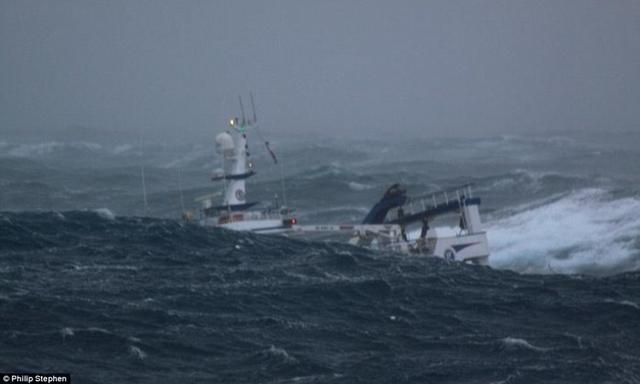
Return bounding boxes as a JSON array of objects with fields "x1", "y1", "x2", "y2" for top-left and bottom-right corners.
[{"x1": 1, "y1": 130, "x2": 640, "y2": 383}]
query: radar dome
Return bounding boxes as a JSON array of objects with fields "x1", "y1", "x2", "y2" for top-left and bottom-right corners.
[{"x1": 215, "y1": 132, "x2": 235, "y2": 156}]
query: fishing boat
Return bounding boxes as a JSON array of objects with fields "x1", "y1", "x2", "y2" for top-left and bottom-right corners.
[
  {"x1": 188, "y1": 95, "x2": 297, "y2": 234},
  {"x1": 186, "y1": 96, "x2": 489, "y2": 264}
]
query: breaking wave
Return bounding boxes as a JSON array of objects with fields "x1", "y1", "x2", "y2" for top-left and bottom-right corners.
[
  {"x1": 92, "y1": 207, "x2": 116, "y2": 220},
  {"x1": 488, "y1": 188, "x2": 640, "y2": 275},
  {"x1": 500, "y1": 337, "x2": 549, "y2": 353},
  {"x1": 347, "y1": 181, "x2": 373, "y2": 191},
  {"x1": 0, "y1": 141, "x2": 104, "y2": 158}
]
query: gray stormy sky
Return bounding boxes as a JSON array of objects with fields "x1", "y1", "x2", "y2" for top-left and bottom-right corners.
[{"x1": 1, "y1": 0, "x2": 639, "y2": 141}]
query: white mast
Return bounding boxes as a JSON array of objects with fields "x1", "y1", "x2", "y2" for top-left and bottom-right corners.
[{"x1": 215, "y1": 120, "x2": 251, "y2": 207}]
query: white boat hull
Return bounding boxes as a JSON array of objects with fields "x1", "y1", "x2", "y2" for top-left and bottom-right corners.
[{"x1": 199, "y1": 216, "x2": 293, "y2": 234}]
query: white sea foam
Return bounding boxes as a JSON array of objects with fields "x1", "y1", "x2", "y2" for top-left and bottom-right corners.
[
  {"x1": 487, "y1": 189, "x2": 640, "y2": 274},
  {"x1": 604, "y1": 299, "x2": 640, "y2": 310},
  {"x1": 4, "y1": 141, "x2": 103, "y2": 158},
  {"x1": 93, "y1": 208, "x2": 116, "y2": 220},
  {"x1": 300, "y1": 162, "x2": 345, "y2": 179},
  {"x1": 113, "y1": 143, "x2": 134, "y2": 154},
  {"x1": 5, "y1": 142, "x2": 62, "y2": 157},
  {"x1": 267, "y1": 345, "x2": 297, "y2": 363},
  {"x1": 501, "y1": 337, "x2": 548, "y2": 352},
  {"x1": 129, "y1": 345, "x2": 147, "y2": 360},
  {"x1": 164, "y1": 145, "x2": 210, "y2": 169},
  {"x1": 482, "y1": 169, "x2": 580, "y2": 194},
  {"x1": 618, "y1": 300, "x2": 640, "y2": 309},
  {"x1": 72, "y1": 264, "x2": 138, "y2": 271},
  {"x1": 348, "y1": 181, "x2": 373, "y2": 191},
  {"x1": 60, "y1": 327, "x2": 74, "y2": 339}
]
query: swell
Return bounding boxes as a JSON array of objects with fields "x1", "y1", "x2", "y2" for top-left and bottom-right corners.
[{"x1": 1, "y1": 211, "x2": 640, "y2": 383}]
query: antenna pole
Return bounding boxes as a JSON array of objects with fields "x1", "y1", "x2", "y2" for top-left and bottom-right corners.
[
  {"x1": 139, "y1": 127, "x2": 150, "y2": 216},
  {"x1": 238, "y1": 96, "x2": 246, "y2": 124},
  {"x1": 141, "y1": 164, "x2": 150, "y2": 215},
  {"x1": 178, "y1": 167, "x2": 186, "y2": 212},
  {"x1": 279, "y1": 160, "x2": 288, "y2": 208},
  {"x1": 250, "y1": 92, "x2": 257, "y2": 123}
]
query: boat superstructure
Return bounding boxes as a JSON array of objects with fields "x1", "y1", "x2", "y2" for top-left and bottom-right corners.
[
  {"x1": 293, "y1": 184, "x2": 490, "y2": 265},
  {"x1": 193, "y1": 96, "x2": 296, "y2": 234}
]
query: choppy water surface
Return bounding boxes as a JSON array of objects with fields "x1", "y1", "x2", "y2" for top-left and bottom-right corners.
[{"x1": 1, "y1": 132, "x2": 640, "y2": 382}]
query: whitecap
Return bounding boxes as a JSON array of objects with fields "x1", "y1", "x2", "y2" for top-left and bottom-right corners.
[
  {"x1": 60, "y1": 327, "x2": 74, "y2": 339},
  {"x1": 113, "y1": 143, "x2": 134, "y2": 154},
  {"x1": 619, "y1": 300, "x2": 640, "y2": 309},
  {"x1": 501, "y1": 337, "x2": 547, "y2": 352},
  {"x1": 5, "y1": 141, "x2": 103, "y2": 157},
  {"x1": 7, "y1": 142, "x2": 62, "y2": 157},
  {"x1": 129, "y1": 345, "x2": 147, "y2": 360},
  {"x1": 604, "y1": 299, "x2": 640, "y2": 310},
  {"x1": 267, "y1": 345, "x2": 297, "y2": 363},
  {"x1": 348, "y1": 181, "x2": 372, "y2": 191},
  {"x1": 93, "y1": 208, "x2": 115, "y2": 220},
  {"x1": 487, "y1": 188, "x2": 640, "y2": 275},
  {"x1": 163, "y1": 145, "x2": 210, "y2": 169},
  {"x1": 72, "y1": 264, "x2": 138, "y2": 271}
]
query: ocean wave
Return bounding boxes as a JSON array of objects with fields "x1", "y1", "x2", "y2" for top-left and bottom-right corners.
[
  {"x1": 478, "y1": 169, "x2": 594, "y2": 195},
  {"x1": 163, "y1": 144, "x2": 212, "y2": 169},
  {"x1": 266, "y1": 345, "x2": 298, "y2": 364},
  {"x1": 113, "y1": 143, "x2": 135, "y2": 154},
  {"x1": 603, "y1": 299, "x2": 640, "y2": 310},
  {"x1": 347, "y1": 181, "x2": 373, "y2": 191},
  {"x1": 60, "y1": 327, "x2": 74, "y2": 339},
  {"x1": 295, "y1": 162, "x2": 349, "y2": 180},
  {"x1": 128, "y1": 345, "x2": 147, "y2": 360},
  {"x1": 487, "y1": 188, "x2": 640, "y2": 275},
  {"x1": 500, "y1": 337, "x2": 549, "y2": 352},
  {"x1": 1, "y1": 211, "x2": 640, "y2": 382},
  {"x1": 0, "y1": 141, "x2": 104, "y2": 158},
  {"x1": 496, "y1": 134, "x2": 578, "y2": 148},
  {"x1": 93, "y1": 207, "x2": 116, "y2": 220}
]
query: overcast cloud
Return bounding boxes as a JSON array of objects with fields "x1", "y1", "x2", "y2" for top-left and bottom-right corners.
[{"x1": 1, "y1": 0, "x2": 639, "y2": 140}]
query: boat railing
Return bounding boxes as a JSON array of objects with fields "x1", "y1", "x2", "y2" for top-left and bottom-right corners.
[{"x1": 406, "y1": 183, "x2": 474, "y2": 212}]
